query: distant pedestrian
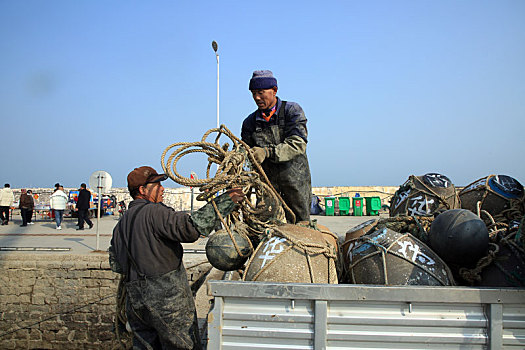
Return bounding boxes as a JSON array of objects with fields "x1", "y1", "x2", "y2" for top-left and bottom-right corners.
[
  {"x1": 76, "y1": 183, "x2": 93, "y2": 230},
  {"x1": 19, "y1": 189, "x2": 35, "y2": 227},
  {"x1": 50, "y1": 185, "x2": 68, "y2": 230},
  {"x1": 0, "y1": 184, "x2": 14, "y2": 225},
  {"x1": 26, "y1": 190, "x2": 35, "y2": 224}
]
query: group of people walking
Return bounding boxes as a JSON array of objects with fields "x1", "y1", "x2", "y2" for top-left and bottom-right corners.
[
  {"x1": 49, "y1": 183, "x2": 93, "y2": 230},
  {"x1": 0, "y1": 182, "x2": 94, "y2": 230}
]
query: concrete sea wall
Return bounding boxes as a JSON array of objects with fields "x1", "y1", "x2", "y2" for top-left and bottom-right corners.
[{"x1": 0, "y1": 254, "x2": 210, "y2": 349}]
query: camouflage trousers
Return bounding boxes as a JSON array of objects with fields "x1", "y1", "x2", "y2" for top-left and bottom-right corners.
[{"x1": 125, "y1": 264, "x2": 201, "y2": 350}]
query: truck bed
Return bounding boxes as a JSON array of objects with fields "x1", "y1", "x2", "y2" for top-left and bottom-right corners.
[{"x1": 207, "y1": 281, "x2": 525, "y2": 349}]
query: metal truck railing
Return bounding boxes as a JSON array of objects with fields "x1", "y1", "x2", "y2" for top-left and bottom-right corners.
[{"x1": 207, "y1": 281, "x2": 525, "y2": 350}]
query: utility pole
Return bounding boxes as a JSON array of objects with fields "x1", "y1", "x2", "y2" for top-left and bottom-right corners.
[{"x1": 212, "y1": 41, "x2": 219, "y2": 128}]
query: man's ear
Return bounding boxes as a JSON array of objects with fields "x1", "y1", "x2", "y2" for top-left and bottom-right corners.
[
  {"x1": 138, "y1": 186, "x2": 146, "y2": 196},
  {"x1": 272, "y1": 86, "x2": 278, "y2": 94}
]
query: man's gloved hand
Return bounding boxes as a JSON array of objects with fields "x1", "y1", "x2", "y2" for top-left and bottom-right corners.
[
  {"x1": 190, "y1": 188, "x2": 246, "y2": 236},
  {"x1": 251, "y1": 147, "x2": 267, "y2": 164},
  {"x1": 227, "y1": 188, "x2": 245, "y2": 204}
]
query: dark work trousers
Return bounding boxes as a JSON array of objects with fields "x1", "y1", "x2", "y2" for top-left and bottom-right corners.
[
  {"x1": 27, "y1": 209, "x2": 33, "y2": 223},
  {"x1": 0, "y1": 206, "x2": 9, "y2": 224},
  {"x1": 125, "y1": 265, "x2": 201, "y2": 350},
  {"x1": 77, "y1": 209, "x2": 93, "y2": 229},
  {"x1": 252, "y1": 130, "x2": 311, "y2": 223},
  {"x1": 20, "y1": 208, "x2": 30, "y2": 226}
]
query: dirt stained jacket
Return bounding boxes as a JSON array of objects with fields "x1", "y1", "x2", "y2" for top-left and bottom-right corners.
[{"x1": 241, "y1": 97, "x2": 312, "y2": 223}]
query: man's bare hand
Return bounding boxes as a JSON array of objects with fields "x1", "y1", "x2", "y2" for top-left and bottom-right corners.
[{"x1": 227, "y1": 188, "x2": 245, "y2": 204}]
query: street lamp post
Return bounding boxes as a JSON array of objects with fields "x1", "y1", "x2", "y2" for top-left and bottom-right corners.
[{"x1": 212, "y1": 40, "x2": 219, "y2": 128}]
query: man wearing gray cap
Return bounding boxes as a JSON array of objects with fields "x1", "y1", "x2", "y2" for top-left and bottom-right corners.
[
  {"x1": 109, "y1": 166, "x2": 245, "y2": 349},
  {"x1": 241, "y1": 70, "x2": 312, "y2": 223}
]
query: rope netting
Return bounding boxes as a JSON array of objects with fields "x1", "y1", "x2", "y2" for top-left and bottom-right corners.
[
  {"x1": 459, "y1": 199, "x2": 525, "y2": 285},
  {"x1": 242, "y1": 225, "x2": 339, "y2": 284}
]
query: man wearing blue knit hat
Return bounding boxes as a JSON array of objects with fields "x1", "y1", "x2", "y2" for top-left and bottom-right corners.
[{"x1": 241, "y1": 70, "x2": 312, "y2": 223}]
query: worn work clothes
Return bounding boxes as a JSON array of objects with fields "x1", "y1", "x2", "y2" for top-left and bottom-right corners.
[
  {"x1": 112, "y1": 199, "x2": 201, "y2": 281},
  {"x1": 125, "y1": 265, "x2": 200, "y2": 350},
  {"x1": 241, "y1": 97, "x2": 312, "y2": 223},
  {"x1": 109, "y1": 192, "x2": 236, "y2": 350}
]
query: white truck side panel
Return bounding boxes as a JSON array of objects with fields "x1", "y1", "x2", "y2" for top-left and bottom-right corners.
[{"x1": 207, "y1": 281, "x2": 525, "y2": 350}]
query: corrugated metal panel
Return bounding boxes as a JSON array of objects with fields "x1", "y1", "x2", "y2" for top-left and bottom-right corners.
[
  {"x1": 327, "y1": 301, "x2": 487, "y2": 349},
  {"x1": 221, "y1": 297, "x2": 314, "y2": 349},
  {"x1": 207, "y1": 282, "x2": 525, "y2": 350},
  {"x1": 503, "y1": 303, "x2": 525, "y2": 349}
]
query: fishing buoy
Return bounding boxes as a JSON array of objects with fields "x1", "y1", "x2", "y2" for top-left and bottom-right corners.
[
  {"x1": 459, "y1": 175, "x2": 524, "y2": 218},
  {"x1": 390, "y1": 173, "x2": 460, "y2": 217},
  {"x1": 244, "y1": 223, "x2": 338, "y2": 284},
  {"x1": 429, "y1": 209, "x2": 489, "y2": 266},
  {"x1": 347, "y1": 227, "x2": 454, "y2": 286},
  {"x1": 205, "y1": 229, "x2": 253, "y2": 271}
]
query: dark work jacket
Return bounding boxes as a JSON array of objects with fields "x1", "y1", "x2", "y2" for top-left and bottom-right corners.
[
  {"x1": 109, "y1": 193, "x2": 236, "y2": 282},
  {"x1": 111, "y1": 199, "x2": 200, "y2": 281},
  {"x1": 241, "y1": 97, "x2": 312, "y2": 223},
  {"x1": 76, "y1": 189, "x2": 91, "y2": 210}
]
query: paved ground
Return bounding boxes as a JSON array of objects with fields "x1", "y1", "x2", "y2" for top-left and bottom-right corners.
[{"x1": 0, "y1": 214, "x2": 119, "y2": 253}]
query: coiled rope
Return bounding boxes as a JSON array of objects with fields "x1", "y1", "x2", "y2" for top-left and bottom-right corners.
[{"x1": 161, "y1": 125, "x2": 295, "y2": 255}]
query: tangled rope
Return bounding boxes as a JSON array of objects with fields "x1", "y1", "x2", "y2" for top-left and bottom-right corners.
[
  {"x1": 161, "y1": 125, "x2": 298, "y2": 257},
  {"x1": 459, "y1": 243, "x2": 500, "y2": 284},
  {"x1": 375, "y1": 215, "x2": 434, "y2": 243},
  {"x1": 458, "y1": 200, "x2": 525, "y2": 286},
  {"x1": 161, "y1": 125, "x2": 294, "y2": 221}
]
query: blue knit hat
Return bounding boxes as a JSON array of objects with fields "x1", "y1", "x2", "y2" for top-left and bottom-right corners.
[{"x1": 249, "y1": 70, "x2": 277, "y2": 90}]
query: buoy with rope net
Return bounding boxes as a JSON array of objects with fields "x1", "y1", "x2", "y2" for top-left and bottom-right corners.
[{"x1": 389, "y1": 173, "x2": 460, "y2": 217}]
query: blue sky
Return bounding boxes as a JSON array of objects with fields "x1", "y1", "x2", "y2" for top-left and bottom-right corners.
[{"x1": 1, "y1": 1, "x2": 524, "y2": 189}]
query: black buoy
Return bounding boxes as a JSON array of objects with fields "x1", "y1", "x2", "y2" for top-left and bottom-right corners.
[
  {"x1": 429, "y1": 209, "x2": 489, "y2": 266},
  {"x1": 347, "y1": 228, "x2": 454, "y2": 286},
  {"x1": 205, "y1": 229, "x2": 253, "y2": 271}
]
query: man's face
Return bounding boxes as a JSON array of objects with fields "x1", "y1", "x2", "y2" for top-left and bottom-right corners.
[
  {"x1": 142, "y1": 182, "x2": 164, "y2": 203},
  {"x1": 251, "y1": 88, "x2": 277, "y2": 110}
]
